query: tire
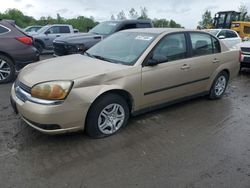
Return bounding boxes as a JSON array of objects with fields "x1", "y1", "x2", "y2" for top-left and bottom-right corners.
[
  {"x1": 0, "y1": 55, "x2": 15, "y2": 84},
  {"x1": 34, "y1": 41, "x2": 44, "y2": 54},
  {"x1": 86, "y1": 93, "x2": 130, "y2": 138},
  {"x1": 209, "y1": 71, "x2": 229, "y2": 99}
]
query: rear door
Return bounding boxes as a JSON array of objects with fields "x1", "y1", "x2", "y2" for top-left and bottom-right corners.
[{"x1": 187, "y1": 32, "x2": 222, "y2": 91}]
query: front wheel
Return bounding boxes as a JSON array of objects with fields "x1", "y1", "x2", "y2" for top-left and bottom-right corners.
[
  {"x1": 86, "y1": 94, "x2": 130, "y2": 138},
  {"x1": 209, "y1": 71, "x2": 229, "y2": 99}
]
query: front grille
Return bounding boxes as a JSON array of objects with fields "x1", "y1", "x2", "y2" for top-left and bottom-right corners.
[
  {"x1": 14, "y1": 80, "x2": 31, "y2": 102},
  {"x1": 241, "y1": 47, "x2": 250, "y2": 53},
  {"x1": 243, "y1": 56, "x2": 250, "y2": 63}
]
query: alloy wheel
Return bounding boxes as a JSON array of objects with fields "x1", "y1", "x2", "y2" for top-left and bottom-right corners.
[
  {"x1": 98, "y1": 103, "x2": 125, "y2": 135},
  {"x1": 0, "y1": 59, "x2": 11, "y2": 81}
]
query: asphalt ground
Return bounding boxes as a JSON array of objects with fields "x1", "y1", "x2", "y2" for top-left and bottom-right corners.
[{"x1": 0, "y1": 54, "x2": 250, "y2": 188}]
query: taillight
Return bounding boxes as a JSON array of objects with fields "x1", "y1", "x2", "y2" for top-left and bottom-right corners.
[{"x1": 15, "y1": 36, "x2": 33, "y2": 45}]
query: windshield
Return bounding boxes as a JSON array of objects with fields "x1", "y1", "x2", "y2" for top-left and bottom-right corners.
[
  {"x1": 37, "y1": 25, "x2": 50, "y2": 34},
  {"x1": 89, "y1": 21, "x2": 118, "y2": 35},
  {"x1": 86, "y1": 32, "x2": 157, "y2": 65},
  {"x1": 206, "y1": 30, "x2": 220, "y2": 36}
]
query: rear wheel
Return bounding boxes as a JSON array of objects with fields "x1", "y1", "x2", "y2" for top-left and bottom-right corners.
[
  {"x1": 86, "y1": 93, "x2": 129, "y2": 138},
  {"x1": 209, "y1": 71, "x2": 229, "y2": 99},
  {"x1": 0, "y1": 55, "x2": 15, "y2": 84}
]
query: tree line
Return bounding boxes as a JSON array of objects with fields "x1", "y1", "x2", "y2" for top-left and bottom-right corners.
[
  {"x1": 112, "y1": 7, "x2": 182, "y2": 28},
  {"x1": 0, "y1": 9, "x2": 98, "y2": 32},
  {"x1": 0, "y1": 7, "x2": 183, "y2": 32}
]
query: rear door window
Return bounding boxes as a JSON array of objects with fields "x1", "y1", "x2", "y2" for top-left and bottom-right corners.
[
  {"x1": 59, "y1": 26, "x2": 70, "y2": 33},
  {"x1": 190, "y1": 33, "x2": 214, "y2": 56},
  {"x1": 190, "y1": 33, "x2": 221, "y2": 56},
  {"x1": 225, "y1": 30, "x2": 238, "y2": 38},
  {"x1": 0, "y1": 25, "x2": 9, "y2": 34}
]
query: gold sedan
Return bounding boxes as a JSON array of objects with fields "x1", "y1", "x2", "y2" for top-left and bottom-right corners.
[{"x1": 10, "y1": 28, "x2": 240, "y2": 138}]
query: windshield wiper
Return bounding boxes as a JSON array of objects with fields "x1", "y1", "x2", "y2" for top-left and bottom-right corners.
[
  {"x1": 84, "y1": 52, "x2": 94, "y2": 58},
  {"x1": 84, "y1": 52, "x2": 123, "y2": 64},
  {"x1": 92, "y1": 55, "x2": 113, "y2": 63}
]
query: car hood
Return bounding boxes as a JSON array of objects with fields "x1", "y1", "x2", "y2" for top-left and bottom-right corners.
[
  {"x1": 54, "y1": 33, "x2": 104, "y2": 44},
  {"x1": 18, "y1": 54, "x2": 129, "y2": 87},
  {"x1": 239, "y1": 41, "x2": 250, "y2": 48}
]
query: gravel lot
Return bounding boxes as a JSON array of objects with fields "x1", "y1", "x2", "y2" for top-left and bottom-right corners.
[{"x1": 0, "y1": 54, "x2": 250, "y2": 188}]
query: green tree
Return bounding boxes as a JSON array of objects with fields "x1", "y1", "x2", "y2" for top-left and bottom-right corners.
[
  {"x1": 128, "y1": 8, "x2": 139, "y2": 19},
  {"x1": 238, "y1": 3, "x2": 250, "y2": 21},
  {"x1": 199, "y1": 10, "x2": 213, "y2": 29},
  {"x1": 138, "y1": 7, "x2": 148, "y2": 19},
  {"x1": 110, "y1": 14, "x2": 116, "y2": 20},
  {"x1": 117, "y1": 10, "x2": 126, "y2": 20}
]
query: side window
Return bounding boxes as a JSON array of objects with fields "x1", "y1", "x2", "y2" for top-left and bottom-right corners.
[
  {"x1": 212, "y1": 37, "x2": 221, "y2": 53},
  {"x1": 47, "y1": 26, "x2": 60, "y2": 34},
  {"x1": 218, "y1": 30, "x2": 226, "y2": 38},
  {"x1": 136, "y1": 23, "x2": 152, "y2": 28},
  {"x1": 153, "y1": 33, "x2": 187, "y2": 62},
  {"x1": 119, "y1": 24, "x2": 137, "y2": 31},
  {"x1": 59, "y1": 26, "x2": 70, "y2": 33},
  {"x1": 0, "y1": 25, "x2": 9, "y2": 34},
  {"x1": 226, "y1": 30, "x2": 238, "y2": 38},
  {"x1": 190, "y1": 33, "x2": 213, "y2": 56}
]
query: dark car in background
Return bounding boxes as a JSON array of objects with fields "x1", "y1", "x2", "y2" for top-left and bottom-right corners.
[
  {"x1": 53, "y1": 20, "x2": 154, "y2": 56},
  {"x1": 0, "y1": 20, "x2": 39, "y2": 83}
]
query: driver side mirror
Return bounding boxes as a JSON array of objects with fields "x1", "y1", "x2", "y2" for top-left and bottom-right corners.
[{"x1": 146, "y1": 54, "x2": 168, "y2": 66}]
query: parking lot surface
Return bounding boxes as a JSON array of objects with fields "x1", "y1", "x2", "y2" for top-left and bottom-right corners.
[{"x1": 0, "y1": 55, "x2": 250, "y2": 188}]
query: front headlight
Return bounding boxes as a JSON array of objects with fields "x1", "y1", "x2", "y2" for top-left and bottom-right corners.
[{"x1": 31, "y1": 81, "x2": 73, "y2": 100}]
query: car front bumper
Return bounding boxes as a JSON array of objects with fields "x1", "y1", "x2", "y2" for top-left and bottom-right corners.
[
  {"x1": 241, "y1": 54, "x2": 250, "y2": 67},
  {"x1": 10, "y1": 83, "x2": 90, "y2": 134}
]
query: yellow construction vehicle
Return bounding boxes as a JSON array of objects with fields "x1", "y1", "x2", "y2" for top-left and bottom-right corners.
[{"x1": 213, "y1": 11, "x2": 250, "y2": 39}]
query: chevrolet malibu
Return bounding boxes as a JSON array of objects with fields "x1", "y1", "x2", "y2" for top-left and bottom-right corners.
[{"x1": 10, "y1": 28, "x2": 240, "y2": 138}]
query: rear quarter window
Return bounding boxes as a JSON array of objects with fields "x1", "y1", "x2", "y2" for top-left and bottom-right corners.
[{"x1": 0, "y1": 25, "x2": 10, "y2": 34}]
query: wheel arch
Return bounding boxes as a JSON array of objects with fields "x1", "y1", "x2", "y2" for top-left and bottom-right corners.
[
  {"x1": 0, "y1": 51, "x2": 15, "y2": 65},
  {"x1": 34, "y1": 39, "x2": 45, "y2": 49},
  {"x1": 91, "y1": 89, "x2": 134, "y2": 113}
]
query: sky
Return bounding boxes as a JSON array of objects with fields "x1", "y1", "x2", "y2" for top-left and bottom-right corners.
[{"x1": 1, "y1": 0, "x2": 250, "y2": 29}]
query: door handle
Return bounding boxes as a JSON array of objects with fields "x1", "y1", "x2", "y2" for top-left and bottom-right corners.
[
  {"x1": 56, "y1": 35, "x2": 61, "y2": 37},
  {"x1": 213, "y1": 58, "x2": 220, "y2": 63},
  {"x1": 181, "y1": 64, "x2": 190, "y2": 70}
]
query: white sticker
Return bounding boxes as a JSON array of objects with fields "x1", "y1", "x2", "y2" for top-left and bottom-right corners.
[
  {"x1": 135, "y1": 35, "x2": 153, "y2": 41},
  {"x1": 108, "y1": 23, "x2": 117, "y2": 26}
]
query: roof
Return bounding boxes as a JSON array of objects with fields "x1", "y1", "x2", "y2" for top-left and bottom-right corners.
[
  {"x1": 106, "y1": 19, "x2": 152, "y2": 24},
  {"x1": 121, "y1": 28, "x2": 186, "y2": 34}
]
